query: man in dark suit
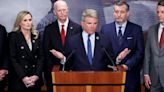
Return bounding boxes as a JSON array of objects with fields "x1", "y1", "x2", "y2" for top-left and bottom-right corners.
[
  {"x1": 101, "y1": 1, "x2": 144, "y2": 92},
  {"x1": 52, "y1": 9, "x2": 113, "y2": 71},
  {"x1": 0, "y1": 24, "x2": 8, "y2": 92},
  {"x1": 43, "y1": 0, "x2": 82, "y2": 92}
]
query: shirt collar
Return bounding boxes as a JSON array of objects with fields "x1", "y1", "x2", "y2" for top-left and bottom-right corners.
[
  {"x1": 115, "y1": 21, "x2": 127, "y2": 29},
  {"x1": 82, "y1": 31, "x2": 95, "y2": 39},
  {"x1": 58, "y1": 18, "x2": 69, "y2": 26},
  {"x1": 159, "y1": 23, "x2": 164, "y2": 29}
]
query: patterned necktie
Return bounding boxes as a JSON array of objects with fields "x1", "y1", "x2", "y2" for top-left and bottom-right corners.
[
  {"x1": 61, "y1": 25, "x2": 65, "y2": 46},
  {"x1": 118, "y1": 26, "x2": 123, "y2": 46},
  {"x1": 159, "y1": 28, "x2": 164, "y2": 48},
  {"x1": 87, "y1": 34, "x2": 92, "y2": 65}
]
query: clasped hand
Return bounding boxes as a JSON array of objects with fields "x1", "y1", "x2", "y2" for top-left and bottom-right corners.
[
  {"x1": 0, "y1": 69, "x2": 8, "y2": 81},
  {"x1": 22, "y1": 75, "x2": 39, "y2": 88}
]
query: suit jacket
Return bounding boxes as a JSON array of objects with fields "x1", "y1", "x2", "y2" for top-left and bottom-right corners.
[
  {"x1": 8, "y1": 31, "x2": 44, "y2": 90},
  {"x1": 101, "y1": 21, "x2": 144, "y2": 87},
  {"x1": 43, "y1": 19, "x2": 82, "y2": 71},
  {"x1": 144, "y1": 24, "x2": 164, "y2": 87},
  {"x1": 0, "y1": 24, "x2": 8, "y2": 70},
  {"x1": 65, "y1": 32, "x2": 113, "y2": 71}
]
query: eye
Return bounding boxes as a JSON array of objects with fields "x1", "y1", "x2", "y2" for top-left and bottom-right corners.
[
  {"x1": 23, "y1": 19, "x2": 27, "y2": 22},
  {"x1": 29, "y1": 19, "x2": 32, "y2": 21}
]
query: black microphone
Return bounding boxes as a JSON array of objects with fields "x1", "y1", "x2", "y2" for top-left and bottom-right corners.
[
  {"x1": 62, "y1": 49, "x2": 76, "y2": 71},
  {"x1": 101, "y1": 46, "x2": 117, "y2": 71}
]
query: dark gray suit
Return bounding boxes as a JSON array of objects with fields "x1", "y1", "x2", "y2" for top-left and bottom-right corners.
[{"x1": 144, "y1": 24, "x2": 164, "y2": 92}]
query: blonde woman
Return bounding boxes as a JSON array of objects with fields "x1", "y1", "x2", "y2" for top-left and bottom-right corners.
[{"x1": 8, "y1": 11, "x2": 44, "y2": 92}]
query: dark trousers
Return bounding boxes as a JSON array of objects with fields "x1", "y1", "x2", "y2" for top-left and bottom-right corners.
[
  {"x1": 44, "y1": 70, "x2": 53, "y2": 92},
  {"x1": 125, "y1": 84, "x2": 141, "y2": 92},
  {"x1": 0, "y1": 78, "x2": 7, "y2": 92}
]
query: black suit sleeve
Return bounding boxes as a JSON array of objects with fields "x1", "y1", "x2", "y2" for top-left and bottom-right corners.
[
  {"x1": 8, "y1": 33, "x2": 26, "y2": 79},
  {"x1": 0, "y1": 25, "x2": 8, "y2": 70}
]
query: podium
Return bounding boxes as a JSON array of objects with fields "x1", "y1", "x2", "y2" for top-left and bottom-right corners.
[{"x1": 51, "y1": 71, "x2": 126, "y2": 92}]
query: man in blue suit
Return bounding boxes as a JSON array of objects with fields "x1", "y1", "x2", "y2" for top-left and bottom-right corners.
[
  {"x1": 101, "y1": 1, "x2": 144, "y2": 92},
  {"x1": 51, "y1": 8, "x2": 114, "y2": 71}
]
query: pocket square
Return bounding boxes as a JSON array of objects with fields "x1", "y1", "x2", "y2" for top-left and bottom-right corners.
[{"x1": 127, "y1": 37, "x2": 133, "y2": 39}]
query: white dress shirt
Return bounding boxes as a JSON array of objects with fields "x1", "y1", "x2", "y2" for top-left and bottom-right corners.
[
  {"x1": 82, "y1": 31, "x2": 95, "y2": 57},
  {"x1": 58, "y1": 18, "x2": 69, "y2": 35}
]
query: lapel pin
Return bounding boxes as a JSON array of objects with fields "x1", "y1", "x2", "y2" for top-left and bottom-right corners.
[
  {"x1": 96, "y1": 36, "x2": 99, "y2": 40},
  {"x1": 70, "y1": 26, "x2": 73, "y2": 30}
]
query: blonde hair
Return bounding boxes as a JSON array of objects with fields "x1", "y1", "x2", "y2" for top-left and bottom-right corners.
[
  {"x1": 12, "y1": 10, "x2": 39, "y2": 39},
  {"x1": 81, "y1": 9, "x2": 98, "y2": 22}
]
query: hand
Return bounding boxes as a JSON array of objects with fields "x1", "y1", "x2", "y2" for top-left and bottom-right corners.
[
  {"x1": 0, "y1": 69, "x2": 8, "y2": 80},
  {"x1": 50, "y1": 49, "x2": 65, "y2": 60},
  {"x1": 30, "y1": 75, "x2": 39, "y2": 83},
  {"x1": 107, "y1": 65, "x2": 118, "y2": 71},
  {"x1": 22, "y1": 76, "x2": 34, "y2": 88},
  {"x1": 144, "y1": 75, "x2": 151, "y2": 89},
  {"x1": 117, "y1": 48, "x2": 131, "y2": 60},
  {"x1": 117, "y1": 64, "x2": 128, "y2": 71}
]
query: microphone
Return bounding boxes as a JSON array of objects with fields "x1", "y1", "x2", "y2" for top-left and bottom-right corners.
[
  {"x1": 62, "y1": 49, "x2": 76, "y2": 71},
  {"x1": 101, "y1": 46, "x2": 117, "y2": 71}
]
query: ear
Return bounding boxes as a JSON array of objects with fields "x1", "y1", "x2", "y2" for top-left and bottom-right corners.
[
  {"x1": 127, "y1": 11, "x2": 130, "y2": 17},
  {"x1": 53, "y1": 10, "x2": 57, "y2": 16},
  {"x1": 81, "y1": 21, "x2": 84, "y2": 27}
]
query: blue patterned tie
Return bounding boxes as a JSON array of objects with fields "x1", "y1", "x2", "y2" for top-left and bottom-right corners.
[
  {"x1": 87, "y1": 34, "x2": 92, "y2": 65},
  {"x1": 118, "y1": 26, "x2": 123, "y2": 46}
]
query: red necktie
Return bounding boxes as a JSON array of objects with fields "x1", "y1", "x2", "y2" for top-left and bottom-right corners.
[
  {"x1": 159, "y1": 28, "x2": 164, "y2": 48},
  {"x1": 61, "y1": 25, "x2": 65, "y2": 46}
]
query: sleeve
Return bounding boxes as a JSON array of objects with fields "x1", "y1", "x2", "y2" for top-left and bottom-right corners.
[
  {"x1": 8, "y1": 33, "x2": 26, "y2": 79},
  {"x1": 0, "y1": 26, "x2": 8, "y2": 69},
  {"x1": 124, "y1": 26, "x2": 145, "y2": 70},
  {"x1": 143, "y1": 29, "x2": 151, "y2": 75}
]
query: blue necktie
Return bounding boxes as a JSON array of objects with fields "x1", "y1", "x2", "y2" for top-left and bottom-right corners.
[
  {"x1": 118, "y1": 26, "x2": 123, "y2": 46},
  {"x1": 87, "y1": 35, "x2": 92, "y2": 65}
]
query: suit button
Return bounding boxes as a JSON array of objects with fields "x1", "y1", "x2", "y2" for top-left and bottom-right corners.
[
  {"x1": 32, "y1": 65, "x2": 35, "y2": 67},
  {"x1": 35, "y1": 55, "x2": 37, "y2": 58},
  {"x1": 22, "y1": 56, "x2": 25, "y2": 58},
  {"x1": 25, "y1": 65, "x2": 28, "y2": 68},
  {"x1": 21, "y1": 46, "x2": 24, "y2": 49}
]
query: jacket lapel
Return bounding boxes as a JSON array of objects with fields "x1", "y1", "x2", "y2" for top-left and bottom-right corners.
[
  {"x1": 92, "y1": 33, "x2": 100, "y2": 65},
  {"x1": 19, "y1": 32, "x2": 33, "y2": 59},
  {"x1": 79, "y1": 33, "x2": 91, "y2": 65},
  {"x1": 112, "y1": 23, "x2": 120, "y2": 47}
]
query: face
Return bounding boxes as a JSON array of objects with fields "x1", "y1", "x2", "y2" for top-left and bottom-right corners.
[
  {"x1": 54, "y1": 2, "x2": 68, "y2": 23},
  {"x1": 19, "y1": 14, "x2": 32, "y2": 31},
  {"x1": 113, "y1": 4, "x2": 129, "y2": 24},
  {"x1": 157, "y1": 5, "x2": 164, "y2": 25},
  {"x1": 81, "y1": 17, "x2": 98, "y2": 34}
]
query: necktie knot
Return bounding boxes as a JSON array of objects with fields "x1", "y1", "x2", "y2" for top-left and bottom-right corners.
[
  {"x1": 62, "y1": 25, "x2": 64, "y2": 28},
  {"x1": 118, "y1": 26, "x2": 122, "y2": 36}
]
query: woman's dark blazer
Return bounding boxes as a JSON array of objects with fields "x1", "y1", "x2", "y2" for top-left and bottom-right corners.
[{"x1": 8, "y1": 31, "x2": 44, "y2": 91}]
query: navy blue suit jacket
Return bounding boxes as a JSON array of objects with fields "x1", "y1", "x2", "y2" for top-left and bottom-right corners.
[
  {"x1": 101, "y1": 21, "x2": 144, "y2": 87},
  {"x1": 65, "y1": 32, "x2": 113, "y2": 71}
]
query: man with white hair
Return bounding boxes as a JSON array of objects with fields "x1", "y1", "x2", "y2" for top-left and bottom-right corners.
[{"x1": 43, "y1": 0, "x2": 82, "y2": 92}]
